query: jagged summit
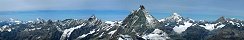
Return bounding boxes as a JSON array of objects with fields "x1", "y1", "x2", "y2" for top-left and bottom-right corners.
[
  {"x1": 87, "y1": 15, "x2": 103, "y2": 25},
  {"x1": 165, "y1": 13, "x2": 184, "y2": 22},
  {"x1": 88, "y1": 15, "x2": 98, "y2": 21},
  {"x1": 215, "y1": 16, "x2": 242, "y2": 23},
  {"x1": 171, "y1": 13, "x2": 182, "y2": 19},
  {"x1": 139, "y1": 5, "x2": 145, "y2": 9}
]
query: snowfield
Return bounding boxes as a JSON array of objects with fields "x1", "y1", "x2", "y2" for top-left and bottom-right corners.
[
  {"x1": 142, "y1": 29, "x2": 170, "y2": 40},
  {"x1": 173, "y1": 21, "x2": 193, "y2": 34},
  {"x1": 200, "y1": 23, "x2": 225, "y2": 31},
  {"x1": 60, "y1": 23, "x2": 86, "y2": 40}
]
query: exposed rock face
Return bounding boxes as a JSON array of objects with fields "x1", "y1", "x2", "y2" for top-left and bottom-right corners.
[
  {"x1": 122, "y1": 5, "x2": 159, "y2": 28},
  {"x1": 215, "y1": 16, "x2": 226, "y2": 23}
]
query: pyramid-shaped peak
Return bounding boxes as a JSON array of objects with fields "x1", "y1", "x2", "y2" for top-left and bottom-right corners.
[
  {"x1": 218, "y1": 16, "x2": 225, "y2": 20},
  {"x1": 215, "y1": 16, "x2": 226, "y2": 23},
  {"x1": 122, "y1": 5, "x2": 159, "y2": 28},
  {"x1": 219, "y1": 16, "x2": 225, "y2": 19},
  {"x1": 139, "y1": 5, "x2": 145, "y2": 9}
]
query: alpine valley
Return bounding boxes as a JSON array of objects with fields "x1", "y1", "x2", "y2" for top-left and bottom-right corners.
[{"x1": 1, "y1": 5, "x2": 244, "y2": 40}]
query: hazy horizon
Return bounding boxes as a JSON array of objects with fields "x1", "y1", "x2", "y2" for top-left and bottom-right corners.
[
  {"x1": 0, "y1": 10, "x2": 243, "y2": 21},
  {"x1": 0, "y1": 0, "x2": 243, "y2": 21}
]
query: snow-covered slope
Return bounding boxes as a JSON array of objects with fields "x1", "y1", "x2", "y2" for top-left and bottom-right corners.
[
  {"x1": 60, "y1": 23, "x2": 86, "y2": 40},
  {"x1": 173, "y1": 21, "x2": 193, "y2": 34},
  {"x1": 142, "y1": 29, "x2": 170, "y2": 40}
]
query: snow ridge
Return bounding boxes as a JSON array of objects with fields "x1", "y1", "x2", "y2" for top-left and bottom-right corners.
[
  {"x1": 60, "y1": 23, "x2": 86, "y2": 40},
  {"x1": 173, "y1": 21, "x2": 193, "y2": 34},
  {"x1": 108, "y1": 29, "x2": 117, "y2": 37},
  {"x1": 142, "y1": 29, "x2": 170, "y2": 40},
  {"x1": 76, "y1": 29, "x2": 96, "y2": 39}
]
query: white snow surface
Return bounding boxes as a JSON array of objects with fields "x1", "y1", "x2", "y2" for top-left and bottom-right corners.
[
  {"x1": 165, "y1": 13, "x2": 183, "y2": 22},
  {"x1": 166, "y1": 13, "x2": 182, "y2": 19},
  {"x1": 173, "y1": 13, "x2": 180, "y2": 17},
  {"x1": 105, "y1": 21, "x2": 116, "y2": 26},
  {"x1": 56, "y1": 26, "x2": 62, "y2": 32},
  {"x1": 98, "y1": 32, "x2": 104, "y2": 37},
  {"x1": 119, "y1": 35, "x2": 133, "y2": 40},
  {"x1": 228, "y1": 21, "x2": 236, "y2": 25},
  {"x1": 173, "y1": 21, "x2": 193, "y2": 34},
  {"x1": 142, "y1": 29, "x2": 170, "y2": 40},
  {"x1": 217, "y1": 24, "x2": 225, "y2": 28},
  {"x1": 27, "y1": 27, "x2": 42, "y2": 31},
  {"x1": 27, "y1": 21, "x2": 34, "y2": 23},
  {"x1": 9, "y1": 18, "x2": 22, "y2": 24},
  {"x1": 105, "y1": 21, "x2": 122, "y2": 26},
  {"x1": 199, "y1": 23, "x2": 225, "y2": 31},
  {"x1": 101, "y1": 24, "x2": 114, "y2": 31},
  {"x1": 199, "y1": 24, "x2": 216, "y2": 31},
  {"x1": 158, "y1": 19, "x2": 165, "y2": 22},
  {"x1": 145, "y1": 14, "x2": 156, "y2": 24},
  {"x1": 0, "y1": 25, "x2": 12, "y2": 32},
  {"x1": 241, "y1": 23, "x2": 244, "y2": 26},
  {"x1": 76, "y1": 29, "x2": 96, "y2": 39},
  {"x1": 60, "y1": 23, "x2": 86, "y2": 40},
  {"x1": 108, "y1": 30, "x2": 117, "y2": 35},
  {"x1": 108, "y1": 29, "x2": 117, "y2": 37},
  {"x1": 118, "y1": 37, "x2": 124, "y2": 40}
]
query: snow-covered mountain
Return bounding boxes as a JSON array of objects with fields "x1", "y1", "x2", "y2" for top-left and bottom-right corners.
[
  {"x1": 165, "y1": 13, "x2": 183, "y2": 22},
  {"x1": 0, "y1": 5, "x2": 244, "y2": 40},
  {"x1": 122, "y1": 5, "x2": 159, "y2": 28}
]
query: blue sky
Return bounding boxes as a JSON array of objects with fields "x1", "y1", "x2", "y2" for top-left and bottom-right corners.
[{"x1": 0, "y1": 0, "x2": 243, "y2": 21}]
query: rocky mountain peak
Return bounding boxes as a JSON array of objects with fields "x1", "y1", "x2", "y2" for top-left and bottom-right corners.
[
  {"x1": 88, "y1": 15, "x2": 98, "y2": 22},
  {"x1": 139, "y1": 5, "x2": 145, "y2": 10},
  {"x1": 87, "y1": 15, "x2": 103, "y2": 25},
  {"x1": 215, "y1": 16, "x2": 226, "y2": 23},
  {"x1": 35, "y1": 18, "x2": 45, "y2": 24},
  {"x1": 165, "y1": 13, "x2": 184, "y2": 22},
  {"x1": 122, "y1": 5, "x2": 159, "y2": 28}
]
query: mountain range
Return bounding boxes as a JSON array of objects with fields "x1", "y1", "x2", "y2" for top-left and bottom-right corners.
[{"x1": 0, "y1": 5, "x2": 244, "y2": 40}]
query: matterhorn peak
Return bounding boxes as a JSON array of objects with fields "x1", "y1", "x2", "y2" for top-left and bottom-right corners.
[
  {"x1": 139, "y1": 5, "x2": 145, "y2": 10},
  {"x1": 130, "y1": 5, "x2": 149, "y2": 15},
  {"x1": 122, "y1": 5, "x2": 159, "y2": 28}
]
